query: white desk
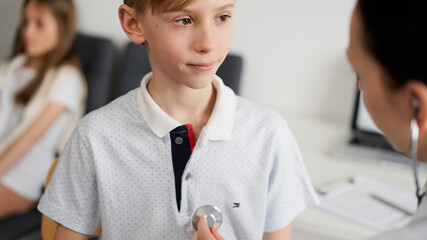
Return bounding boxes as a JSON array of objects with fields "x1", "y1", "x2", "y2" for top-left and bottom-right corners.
[{"x1": 285, "y1": 115, "x2": 427, "y2": 240}]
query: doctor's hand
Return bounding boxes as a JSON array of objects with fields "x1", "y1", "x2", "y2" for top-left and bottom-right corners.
[{"x1": 191, "y1": 216, "x2": 224, "y2": 240}]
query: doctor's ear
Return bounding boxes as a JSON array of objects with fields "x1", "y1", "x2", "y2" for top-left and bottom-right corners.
[
  {"x1": 405, "y1": 81, "x2": 427, "y2": 132},
  {"x1": 118, "y1": 4, "x2": 146, "y2": 44}
]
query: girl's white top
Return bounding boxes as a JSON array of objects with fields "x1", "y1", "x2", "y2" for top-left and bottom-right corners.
[{"x1": 0, "y1": 55, "x2": 86, "y2": 200}]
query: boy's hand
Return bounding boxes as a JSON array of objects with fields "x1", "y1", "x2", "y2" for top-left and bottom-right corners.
[{"x1": 191, "y1": 216, "x2": 224, "y2": 240}]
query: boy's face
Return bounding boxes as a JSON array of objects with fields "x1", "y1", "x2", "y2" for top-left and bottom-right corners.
[{"x1": 139, "y1": 0, "x2": 235, "y2": 89}]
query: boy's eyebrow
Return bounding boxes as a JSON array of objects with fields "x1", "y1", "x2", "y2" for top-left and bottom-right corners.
[
  {"x1": 215, "y1": 3, "x2": 235, "y2": 11},
  {"x1": 177, "y1": 3, "x2": 235, "y2": 14}
]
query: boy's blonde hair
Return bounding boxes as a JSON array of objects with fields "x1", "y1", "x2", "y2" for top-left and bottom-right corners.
[{"x1": 124, "y1": 0, "x2": 196, "y2": 15}]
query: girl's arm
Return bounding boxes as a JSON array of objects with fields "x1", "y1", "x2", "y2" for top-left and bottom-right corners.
[
  {"x1": 0, "y1": 102, "x2": 67, "y2": 176},
  {"x1": 263, "y1": 225, "x2": 292, "y2": 240}
]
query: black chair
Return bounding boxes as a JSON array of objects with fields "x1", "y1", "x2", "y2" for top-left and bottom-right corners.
[
  {"x1": 0, "y1": 33, "x2": 115, "y2": 240},
  {"x1": 0, "y1": 207, "x2": 42, "y2": 240},
  {"x1": 111, "y1": 42, "x2": 151, "y2": 99},
  {"x1": 111, "y1": 42, "x2": 243, "y2": 99},
  {"x1": 217, "y1": 53, "x2": 243, "y2": 95},
  {"x1": 73, "y1": 33, "x2": 115, "y2": 114}
]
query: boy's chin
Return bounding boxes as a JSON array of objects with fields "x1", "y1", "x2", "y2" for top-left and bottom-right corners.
[
  {"x1": 182, "y1": 75, "x2": 216, "y2": 90},
  {"x1": 184, "y1": 80, "x2": 214, "y2": 90}
]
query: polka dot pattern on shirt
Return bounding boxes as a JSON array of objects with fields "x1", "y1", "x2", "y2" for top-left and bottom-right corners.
[{"x1": 38, "y1": 87, "x2": 318, "y2": 239}]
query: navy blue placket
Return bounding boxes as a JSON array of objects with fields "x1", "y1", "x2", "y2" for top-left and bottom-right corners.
[{"x1": 170, "y1": 125, "x2": 195, "y2": 212}]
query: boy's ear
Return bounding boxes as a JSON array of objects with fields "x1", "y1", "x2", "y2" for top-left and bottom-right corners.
[
  {"x1": 405, "y1": 80, "x2": 427, "y2": 133},
  {"x1": 118, "y1": 4, "x2": 146, "y2": 44}
]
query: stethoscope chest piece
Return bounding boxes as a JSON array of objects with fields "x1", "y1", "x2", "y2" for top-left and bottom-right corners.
[{"x1": 192, "y1": 205, "x2": 223, "y2": 230}]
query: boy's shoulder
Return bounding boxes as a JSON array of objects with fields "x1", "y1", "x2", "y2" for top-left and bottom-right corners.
[
  {"x1": 76, "y1": 90, "x2": 289, "y2": 139},
  {"x1": 233, "y1": 96, "x2": 292, "y2": 140},
  {"x1": 235, "y1": 96, "x2": 286, "y2": 125},
  {"x1": 78, "y1": 89, "x2": 141, "y2": 134}
]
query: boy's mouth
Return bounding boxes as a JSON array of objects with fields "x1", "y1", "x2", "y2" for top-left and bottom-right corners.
[{"x1": 187, "y1": 62, "x2": 215, "y2": 72}]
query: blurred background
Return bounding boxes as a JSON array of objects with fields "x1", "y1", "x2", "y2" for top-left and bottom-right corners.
[{"x1": 0, "y1": 0, "x2": 357, "y2": 123}]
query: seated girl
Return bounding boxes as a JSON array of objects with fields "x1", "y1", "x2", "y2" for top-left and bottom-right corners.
[{"x1": 0, "y1": 0, "x2": 86, "y2": 220}]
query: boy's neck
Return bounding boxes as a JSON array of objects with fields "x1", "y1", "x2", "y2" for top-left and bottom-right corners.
[{"x1": 147, "y1": 74, "x2": 217, "y2": 138}]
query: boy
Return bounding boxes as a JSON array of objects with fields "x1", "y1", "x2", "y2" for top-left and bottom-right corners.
[{"x1": 38, "y1": 0, "x2": 318, "y2": 239}]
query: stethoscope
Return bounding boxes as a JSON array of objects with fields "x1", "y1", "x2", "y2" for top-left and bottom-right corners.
[
  {"x1": 410, "y1": 118, "x2": 427, "y2": 206},
  {"x1": 192, "y1": 205, "x2": 223, "y2": 230}
]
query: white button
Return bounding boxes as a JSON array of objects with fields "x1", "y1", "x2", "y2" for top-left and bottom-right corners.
[{"x1": 175, "y1": 137, "x2": 184, "y2": 145}]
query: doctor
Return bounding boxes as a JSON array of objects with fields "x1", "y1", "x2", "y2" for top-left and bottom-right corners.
[{"x1": 346, "y1": 0, "x2": 427, "y2": 239}]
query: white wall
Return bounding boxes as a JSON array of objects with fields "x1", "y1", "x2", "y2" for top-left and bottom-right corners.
[
  {"x1": 0, "y1": 0, "x2": 23, "y2": 59},
  {"x1": 232, "y1": 0, "x2": 357, "y2": 122},
  {"x1": 0, "y1": 0, "x2": 357, "y2": 122}
]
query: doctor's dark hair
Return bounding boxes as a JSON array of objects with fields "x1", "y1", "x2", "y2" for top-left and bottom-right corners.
[
  {"x1": 358, "y1": 0, "x2": 427, "y2": 88},
  {"x1": 124, "y1": 0, "x2": 196, "y2": 15},
  {"x1": 13, "y1": 0, "x2": 78, "y2": 105}
]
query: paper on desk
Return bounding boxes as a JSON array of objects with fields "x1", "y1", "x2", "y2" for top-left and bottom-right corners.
[{"x1": 316, "y1": 175, "x2": 418, "y2": 232}]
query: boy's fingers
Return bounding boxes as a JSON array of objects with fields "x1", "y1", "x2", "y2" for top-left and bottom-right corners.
[
  {"x1": 210, "y1": 226, "x2": 224, "y2": 240},
  {"x1": 191, "y1": 232, "x2": 199, "y2": 240},
  {"x1": 197, "y1": 217, "x2": 213, "y2": 239}
]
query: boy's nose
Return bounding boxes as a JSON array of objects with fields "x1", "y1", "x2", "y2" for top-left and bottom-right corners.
[{"x1": 193, "y1": 24, "x2": 215, "y2": 54}]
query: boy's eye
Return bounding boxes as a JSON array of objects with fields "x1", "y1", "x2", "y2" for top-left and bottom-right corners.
[
  {"x1": 176, "y1": 18, "x2": 192, "y2": 25},
  {"x1": 216, "y1": 15, "x2": 230, "y2": 22}
]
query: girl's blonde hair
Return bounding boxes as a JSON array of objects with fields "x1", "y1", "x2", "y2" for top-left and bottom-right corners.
[{"x1": 13, "y1": 0, "x2": 78, "y2": 105}]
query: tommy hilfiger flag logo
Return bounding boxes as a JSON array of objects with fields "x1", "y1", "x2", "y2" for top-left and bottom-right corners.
[{"x1": 233, "y1": 203, "x2": 240, "y2": 208}]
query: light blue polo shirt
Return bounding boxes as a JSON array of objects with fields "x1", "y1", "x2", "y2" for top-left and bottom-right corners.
[{"x1": 38, "y1": 73, "x2": 319, "y2": 239}]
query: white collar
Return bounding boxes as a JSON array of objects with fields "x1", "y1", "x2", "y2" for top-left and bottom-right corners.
[{"x1": 136, "y1": 72, "x2": 236, "y2": 140}]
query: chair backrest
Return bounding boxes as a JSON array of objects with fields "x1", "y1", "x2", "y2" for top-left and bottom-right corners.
[
  {"x1": 216, "y1": 53, "x2": 243, "y2": 95},
  {"x1": 112, "y1": 42, "x2": 151, "y2": 99},
  {"x1": 111, "y1": 42, "x2": 243, "y2": 99},
  {"x1": 73, "y1": 33, "x2": 115, "y2": 114}
]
